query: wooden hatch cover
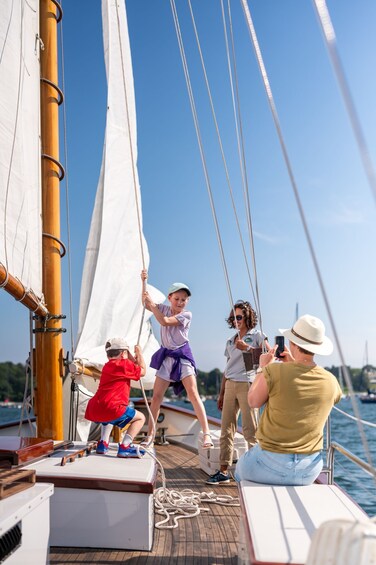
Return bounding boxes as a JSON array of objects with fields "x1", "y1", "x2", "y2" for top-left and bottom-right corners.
[
  {"x1": 0, "y1": 468, "x2": 36, "y2": 499},
  {"x1": 0, "y1": 437, "x2": 54, "y2": 465}
]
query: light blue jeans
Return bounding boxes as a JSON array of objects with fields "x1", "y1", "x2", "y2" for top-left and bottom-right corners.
[{"x1": 234, "y1": 443, "x2": 323, "y2": 486}]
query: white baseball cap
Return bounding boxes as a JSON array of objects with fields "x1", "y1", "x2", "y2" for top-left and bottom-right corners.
[{"x1": 105, "y1": 337, "x2": 129, "y2": 352}]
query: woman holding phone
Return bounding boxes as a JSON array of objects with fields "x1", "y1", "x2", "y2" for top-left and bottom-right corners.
[{"x1": 234, "y1": 314, "x2": 342, "y2": 485}]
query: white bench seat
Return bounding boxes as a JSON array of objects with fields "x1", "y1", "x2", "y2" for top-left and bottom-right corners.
[{"x1": 238, "y1": 481, "x2": 367, "y2": 565}]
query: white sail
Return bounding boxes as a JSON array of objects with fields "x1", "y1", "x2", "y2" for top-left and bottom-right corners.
[
  {"x1": 74, "y1": 0, "x2": 163, "y2": 385},
  {"x1": 0, "y1": 0, "x2": 42, "y2": 296}
]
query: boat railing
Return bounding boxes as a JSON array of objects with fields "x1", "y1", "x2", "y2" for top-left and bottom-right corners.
[
  {"x1": 322, "y1": 416, "x2": 376, "y2": 484},
  {"x1": 325, "y1": 441, "x2": 376, "y2": 484}
]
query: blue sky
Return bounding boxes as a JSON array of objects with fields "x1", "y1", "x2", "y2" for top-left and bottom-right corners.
[{"x1": 1, "y1": 0, "x2": 375, "y2": 372}]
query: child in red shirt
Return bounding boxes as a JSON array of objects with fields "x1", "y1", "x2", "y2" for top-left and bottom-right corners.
[{"x1": 85, "y1": 337, "x2": 146, "y2": 457}]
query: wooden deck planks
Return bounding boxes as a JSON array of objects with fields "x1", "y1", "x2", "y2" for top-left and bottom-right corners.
[{"x1": 49, "y1": 442, "x2": 240, "y2": 564}]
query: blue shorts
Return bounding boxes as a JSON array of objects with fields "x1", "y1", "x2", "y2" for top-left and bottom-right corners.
[{"x1": 100, "y1": 405, "x2": 136, "y2": 428}]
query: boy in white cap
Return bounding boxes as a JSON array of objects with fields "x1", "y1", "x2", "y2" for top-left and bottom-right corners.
[
  {"x1": 85, "y1": 337, "x2": 146, "y2": 457},
  {"x1": 235, "y1": 314, "x2": 342, "y2": 485},
  {"x1": 140, "y1": 269, "x2": 213, "y2": 448}
]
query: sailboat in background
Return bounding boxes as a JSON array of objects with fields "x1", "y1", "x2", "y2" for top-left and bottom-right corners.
[
  {"x1": 0, "y1": 0, "x2": 375, "y2": 563},
  {"x1": 359, "y1": 341, "x2": 376, "y2": 403}
]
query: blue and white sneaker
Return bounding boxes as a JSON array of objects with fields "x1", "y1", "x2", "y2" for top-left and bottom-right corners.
[
  {"x1": 117, "y1": 443, "x2": 145, "y2": 458},
  {"x1": 96, "y1": 440, "x2": 109, "y2": 455},
  {"x1": 206, "y1": 470, "x2": 231, "y2": 485}
]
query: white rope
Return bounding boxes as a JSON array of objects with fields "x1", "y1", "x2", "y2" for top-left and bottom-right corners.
[
  {"x1": 113, "y1": 1, "x2": 149, "y2": 347},
  {"x1": 154, "y1": 487, "x2": 239, "y2": 529},
  {"x1": 240, "y1": 0, "x2": 375, "y2": 477},
  {"x1": 170, "y1": 0, "x2": 235, "y2": 311},
  {"x1": 2, "y1": 2, "x2": 25, "y2": 270},
  {"x1": 313, "y1": 0, "x2": 376, "y2": 207},
  {"x1": 0, "y1": 264, "x2": 9, "y2": 288},
  {"x1": 18, "y1": 332, "x2": 36, "y2": 438},
  {"x1": 141, "y1": 444, "x2": 239, "y2": 529},
  {"x1": 114, "y1": 2, "x2": 146, "y2": 273},
  {"x1": 332, "y1": 456, "x2": 376, "y2": 507},
  {"x1": 333, "y1": 405, "x2": 376, "y2": 429},
  {"x1": 222, "y1": 0, "x2": 264, "y2": 328},
  {"x1": 187, "y1": 0, "x2": 259, "y2": 317}
]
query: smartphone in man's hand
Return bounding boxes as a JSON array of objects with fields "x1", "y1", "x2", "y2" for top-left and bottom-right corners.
[{"x1": 275, "y1": 336, "x2": 285, "y2": 358}]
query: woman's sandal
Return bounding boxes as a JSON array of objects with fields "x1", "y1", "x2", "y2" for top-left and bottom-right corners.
[{"x1": 202, "y1": 433, "x2": 214, "y2": 449}]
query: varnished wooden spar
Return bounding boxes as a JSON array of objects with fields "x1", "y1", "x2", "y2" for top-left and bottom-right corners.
[
  {"x1": 0, "y1": 265, "x2": 48, "y2": 317},
  {"x1": 36, "y1": 0, "x2": 64, "y2": 440},
  {"x1": 69, "y1": 360, "x2": 102, "y2": 381}
]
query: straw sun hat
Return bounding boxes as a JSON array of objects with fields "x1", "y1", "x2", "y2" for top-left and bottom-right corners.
[{"x1": 279, "y1": 314, "x2": 333, "y2": 356}]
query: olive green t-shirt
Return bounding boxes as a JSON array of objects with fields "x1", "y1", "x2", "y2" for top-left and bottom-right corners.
[{"x1": 256, "y1": 362, "x2": 342, "y2": 453}]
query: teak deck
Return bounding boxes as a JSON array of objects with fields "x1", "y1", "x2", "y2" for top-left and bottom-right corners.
[{"x1": 49, "y1": 442, "x2": 240, "y2": 564}]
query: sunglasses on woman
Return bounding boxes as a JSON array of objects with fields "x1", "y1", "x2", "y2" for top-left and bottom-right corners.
[{"x1": 235, "y1": 315, "x2": 244, "y2": 321}]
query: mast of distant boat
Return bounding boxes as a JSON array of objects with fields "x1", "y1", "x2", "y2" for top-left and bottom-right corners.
[{"x1": 364, "y1": 340, "x2": 369, "y2": 367}]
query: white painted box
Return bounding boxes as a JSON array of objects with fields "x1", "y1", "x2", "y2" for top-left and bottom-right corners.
[
  {"x1": 0, "y1": 483, "x2": 53, "y2": 564},
  {"x1": 25, "y1": 442, "x2": 156, "y2": 551},
  {"x1": 198, "y1": 429, "x2": 248, "y2": 476}
]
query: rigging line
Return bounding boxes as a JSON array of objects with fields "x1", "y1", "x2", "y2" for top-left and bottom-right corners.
[
  {"x1": 313, "y1": 0, "x2": 376, "y2": 207},
  {"x1": 187, "y1": 0, "x2": 259, "y2": 318},
  {"x1": 0, "y1": 0, "x2": 13, "y2": 66},
  {"x1": 333, "y1": 458, "x2": 376, "y2": 499},
  {"x1": 333, "y1": 405, "x2": 376, "y2": 429},
  {"x1": 223, "y1": 0, "x2": 264, "y2": 337},
  {"x1": 19, "y1": 317, "x2": 36, "y2": 437},
  {"x1": 3, "y1": 1, "x2": 25, "y2": 269},
  {"x1": 114, "y1": 0, "x2": 146, "y2": 345},
  {"x1": 240, "y1": 0, "x2": 375, "y2": 477},
  {"x1": 170, "y1": 0, "x2": 235, "y2": 311},
  {"x1": 58, "y1": 1, "x2": 74, "y2": 356},
  {"x1": 28, "y1": 310, "x2": 34, "y2": 410}
]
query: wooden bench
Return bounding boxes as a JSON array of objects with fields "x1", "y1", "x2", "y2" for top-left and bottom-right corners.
[{"x1": 238, "y1": 481, "x2": 367, "y2": 565}]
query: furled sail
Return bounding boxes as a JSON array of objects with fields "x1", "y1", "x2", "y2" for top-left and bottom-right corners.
[
  {"x1": 68, "y1": 0, "x2": 163, "y2": 441},
  {"x1": 0, "y1": 0, "x2": 42, "y2": 297}
]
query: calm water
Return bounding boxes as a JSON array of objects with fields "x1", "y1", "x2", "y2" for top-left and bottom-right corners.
[
  {"x1": 176, "y1": 397, "x2": 376, "y2": 517},
  {"x1": 1, "y1": 398, "x2": 375, "y2": 515},
  {"x1": 0, "y1": 406, "x2": 26, "y2": 423}
]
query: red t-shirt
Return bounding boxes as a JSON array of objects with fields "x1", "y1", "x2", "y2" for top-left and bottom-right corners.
[{"x1": 85, "y1": 358, "x2": 141, "y2": 423}]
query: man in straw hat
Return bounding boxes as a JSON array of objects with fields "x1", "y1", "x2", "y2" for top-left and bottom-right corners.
[{"x1": 235, "y1": 314, "x2": 342, "y2": 485}]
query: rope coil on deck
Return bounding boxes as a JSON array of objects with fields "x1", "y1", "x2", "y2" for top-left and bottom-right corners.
[
  {"x1": 154, "y1": 486, "x2": 240, "y2": 529},
  {"x1": 141, "y1": 445, "x2": 240, "y2": 530}
]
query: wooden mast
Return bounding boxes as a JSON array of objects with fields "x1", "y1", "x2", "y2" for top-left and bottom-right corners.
[{"x1": 36, "y1": 0, "x2": 64, "y2": 439}]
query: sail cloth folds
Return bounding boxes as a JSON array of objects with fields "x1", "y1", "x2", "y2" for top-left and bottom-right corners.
[
  {"x1": 0, "y1": 0, "x2": 42, "y2": 297},
  {"x1": 74, "y1": 0, "x2": 163, "y2": 387}
]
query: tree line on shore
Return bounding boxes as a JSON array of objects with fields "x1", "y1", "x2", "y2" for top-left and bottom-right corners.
[{"x1": 0, "y1": 361, "x2": 375, "y2": 402}]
